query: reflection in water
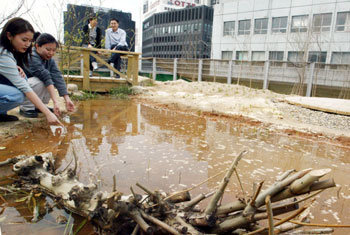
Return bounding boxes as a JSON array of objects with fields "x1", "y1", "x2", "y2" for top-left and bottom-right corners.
[{"x1": 0, "y1": 99, "x2": 350, "y2": 234}]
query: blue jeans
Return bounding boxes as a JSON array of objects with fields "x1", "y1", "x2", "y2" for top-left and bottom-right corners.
[{"x1": 0, "y1": 84, "x2": 25, "y2": 115}]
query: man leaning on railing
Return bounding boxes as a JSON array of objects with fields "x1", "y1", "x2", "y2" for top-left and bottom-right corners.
[{"x1": 105, "y1": 18, "x2": 128, "y2": 78}]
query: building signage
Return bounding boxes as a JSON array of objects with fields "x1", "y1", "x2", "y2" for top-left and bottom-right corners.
[{"x1": 167, "y1": 0, "x2": 196, "y2": 7}]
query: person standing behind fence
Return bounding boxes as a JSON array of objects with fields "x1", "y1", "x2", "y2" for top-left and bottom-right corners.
[
  {"x1": 105, "y1": 18, "x2": 128, "y2": 78},
  {"x1": 19, "y1": 33, "x2": 75, "y2": 118},
  {"x1": 82, "y1": 16, "x2": 102, "y2": 74},
  {"x1": 0, "y1": 17, "x2": 61, "y2": 126}
]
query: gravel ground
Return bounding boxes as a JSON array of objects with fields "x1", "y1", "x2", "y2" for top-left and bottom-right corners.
[
  {"x1": 276, "y1": 101, "x2": 350, "y2": 133},
  {"x1": 136, "y1": 79, "x2": 350, "y2": 139}
]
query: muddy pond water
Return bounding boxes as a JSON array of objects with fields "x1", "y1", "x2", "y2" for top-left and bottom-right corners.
[{"x1": 0, "y1": 99, "x2": 349, "y2": 234}]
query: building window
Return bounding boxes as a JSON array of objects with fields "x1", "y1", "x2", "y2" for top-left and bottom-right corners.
[
  {"x1": 254, "y1": 18, "x2": 268, "y2": 34},
  {"x1": 269, "y1": 51, "x2": 284, "y2": 61},
  {"x1": 308, "y1": 51, "x2": 327, "y2": 63},
  {"x1": 223, "y1": 21, "x2": 235, "y2": 36},
  {"x1": 313, "y1": 13, "x2": 332, "y2": 32},
  {"x1": 287, "y1": 51, "x2": 305, "y2": 62},
  {"x1": 222, "y1": 51, "x2": 233, "y2": 60},
  {"x1": 272, "y1": 16, "x2": 287, "y2": 33},
  {"x1": 331, "y1": 52, "x2": 350, "y2": 64},
  {"x1": 143, "y1": 1, "x2": 148, "y2": 13},
  {"x1": 236, "y1": 51, "x2": 248, "y2": 60},
  {"x1": 336, "y1": 12, "x2": 350, "y2": 32},
  {"x1": 238, "y1": 20, "x2": 251, "y2": 35},
  {"x1": 252, "y1": 51, "x2": 265, "y2": 61},
  {"x1": 291, "y1": 15, "x2": 309, "y2": 33}
]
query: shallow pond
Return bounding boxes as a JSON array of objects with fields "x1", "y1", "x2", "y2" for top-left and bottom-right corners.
[{"x1": 0, "y1": 99, "x2": 349, "y2": 234}]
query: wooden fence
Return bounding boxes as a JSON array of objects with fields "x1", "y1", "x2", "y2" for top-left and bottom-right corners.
[{"x1": 58, "y1": 45, "x2": 141, "y2": 91}]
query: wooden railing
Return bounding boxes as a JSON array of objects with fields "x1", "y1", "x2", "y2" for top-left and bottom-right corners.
[{"x1": 59, "y1": 45, "x2": 141, "y2": 90}]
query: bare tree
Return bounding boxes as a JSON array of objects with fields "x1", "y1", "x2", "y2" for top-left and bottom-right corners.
[
  {"x1": 287, "y1": 15, "x2": 326, "y2": 96},
  {"x1": 0, "y1": 0, "x2": 36, "y2": 28}
]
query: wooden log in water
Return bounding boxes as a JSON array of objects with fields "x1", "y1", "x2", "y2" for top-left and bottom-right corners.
[
  {"x1": 165, "y1": 191, "x2": 191, "y2": 203},
  {"x1": 0, "y1": 152, "x2": 339, "y2": 235},
  {"x1": 204, "y1": 151, "x2": 246, "y2": 217}
]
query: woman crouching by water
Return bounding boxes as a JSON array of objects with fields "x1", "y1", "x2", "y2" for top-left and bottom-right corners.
[
  {"x1": 19, "y1": 33, "x2": 75, "y2": 118},
  {"x1": 0, "y1": 17, "x2": 62, "y2": 126}
]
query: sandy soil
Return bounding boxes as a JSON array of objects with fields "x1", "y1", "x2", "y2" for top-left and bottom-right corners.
[{"x1": 135, "y1": 80, "x2": 350, "y2": 144}]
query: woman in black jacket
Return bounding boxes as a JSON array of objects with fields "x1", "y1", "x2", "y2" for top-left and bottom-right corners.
[{"x1": 82, "y1": 16, "x2": 102, "y2": 73}]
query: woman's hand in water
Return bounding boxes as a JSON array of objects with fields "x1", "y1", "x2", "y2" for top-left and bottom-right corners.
[
  {"x1": 53, "y1": 103, "x2": 61, "y2": 117},
  {"x1": 64, "y1": 95, "x2": 75, "y2": 112},
  {"x1": 45, "y1": 111, "x2": 63, "y2": 126},
  {"x1": 17, "y1": 66, "x2": 26, "y2": 78}
]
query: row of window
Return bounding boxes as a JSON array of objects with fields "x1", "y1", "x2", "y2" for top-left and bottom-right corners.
[
  {"x1": 154, "y1": 6, "x2": 213, "y2": 25},
  {"x1": 221, "y1": 51, "x2": 350, "y2": 64},
  {"x1": 149, "y1": 22, "x2": 212, "y2": 37},
  {"x1": 151, "y1": 53, "x2": 211, "y2": 59},
  {"x1": 152, "y1": 35, "x2": 203, "y2": 43},
  {"x1": 144, "y1": 35, "x2": 206, "y2": 45},
  {"x1": 223, "y1": 11, "x2": 350, "y2": 36},
  {"x1": 153, "y1": 44, "x2": 205, "y2": 52}
]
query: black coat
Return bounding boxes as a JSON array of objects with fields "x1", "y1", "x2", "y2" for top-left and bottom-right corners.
[{"x1": 82, "y1": 24, "x2": 102, "y2": 48}]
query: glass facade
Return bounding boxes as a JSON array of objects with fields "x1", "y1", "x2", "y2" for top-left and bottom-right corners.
[{"x1": 142, "y1": 5, "x2": 213, "y2": 59}]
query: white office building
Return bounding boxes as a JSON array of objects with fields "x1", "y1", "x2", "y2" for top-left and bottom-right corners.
[
  {"x1": 211, "y1": 0, "x2": 350, "y2": 64},
  {"x1": 143, "y1": 0, "x2": 212, "y2": 20}
]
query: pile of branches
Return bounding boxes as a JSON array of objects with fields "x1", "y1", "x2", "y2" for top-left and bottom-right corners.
[{"x1": 1, "y1": 151, "x2": 338, "y2": 234}]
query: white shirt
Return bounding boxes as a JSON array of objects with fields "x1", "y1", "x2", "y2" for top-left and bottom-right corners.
[{"x1": 105, "y1": 28, "x2": 128, "y2": 50}]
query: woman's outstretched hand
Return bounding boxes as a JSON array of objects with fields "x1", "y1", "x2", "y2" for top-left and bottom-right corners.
[{"x1": 45, "y1": 112, "x2": 63, "y2": 126}]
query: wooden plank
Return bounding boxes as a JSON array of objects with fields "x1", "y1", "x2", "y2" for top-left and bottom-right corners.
[
  {"x1": 64, "y1": 75, "x2": 129, "y2": 92},
  {"x1": 132, "y1": 54, "x2": 139, "y2": 85},
  {"x1": 127, "y1": 55, "x2": 133, "y2": 80},
  {"x1": 82, "y1": 51, "x2": 90, "y2": 90},
  {"x1": 89, "y1": 52, "x2": 125, "y2": 78},
  {"x1": 89, "y1": 52, "x2": 133, "y2": 84},
  {"x1": 62, "y1": 45, "x2": 141, "y2": 56},
  {"x1": 285, "y1": 96, "x2": 350, "y2": 116}
]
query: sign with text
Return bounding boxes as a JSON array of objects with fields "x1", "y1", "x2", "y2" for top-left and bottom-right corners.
[{"x1": 167, "y1": 0, "x2": 197, "y2": 7}]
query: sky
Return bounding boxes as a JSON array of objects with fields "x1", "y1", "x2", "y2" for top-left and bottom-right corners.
[{"x1": 1, "y1": 0, "x2": 142, "y2": 48}]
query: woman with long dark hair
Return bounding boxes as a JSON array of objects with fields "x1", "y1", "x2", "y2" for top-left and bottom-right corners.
[{"x1": 0, "y1": 17, "x2": 61, "y2": 125}]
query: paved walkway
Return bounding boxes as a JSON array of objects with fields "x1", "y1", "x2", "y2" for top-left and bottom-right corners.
[{"x1": 285, "y1": 96, "x2": 350, "y2": 116}]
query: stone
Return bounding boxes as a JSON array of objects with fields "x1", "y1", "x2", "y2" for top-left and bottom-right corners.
[{"x1": 67, "y1": 84, "x2": 78, "y2": 93}]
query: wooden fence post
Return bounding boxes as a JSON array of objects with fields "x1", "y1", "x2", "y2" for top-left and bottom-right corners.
[
  {"x1": 127, "y1": 55, "x2": 133, "y2": 81},
  {"x1": 82, "y1": 50, "x2": 90, "y2": 91},
  {"x1": 132, "y1": 54, "x2": 139, "y2": 85}
]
